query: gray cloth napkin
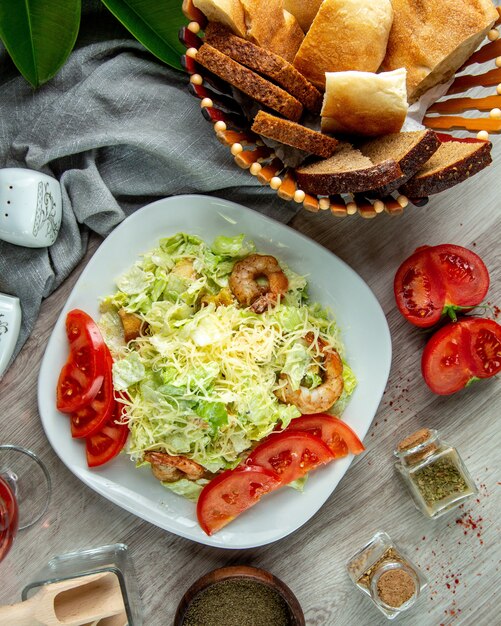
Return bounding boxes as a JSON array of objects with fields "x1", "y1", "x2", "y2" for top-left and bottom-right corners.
[{"x1": 0, "y1": 3, "x2": 298, "y2": 368}]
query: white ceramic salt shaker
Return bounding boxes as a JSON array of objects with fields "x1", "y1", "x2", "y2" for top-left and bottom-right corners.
[
  {"x1": 0, "y1": 293, "x2": 22, "y2": 379},
  {"x1": 0, "y1": 168, "x2": 62, "y2": 247}
]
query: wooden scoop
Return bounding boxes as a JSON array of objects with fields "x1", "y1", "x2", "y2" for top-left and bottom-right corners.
[
  {"x1": 82, "y1": 611, "x2": 128, "y2": 626},
  {"x1": 0, "y1": 571, "x2": 125, "y2": 626}
]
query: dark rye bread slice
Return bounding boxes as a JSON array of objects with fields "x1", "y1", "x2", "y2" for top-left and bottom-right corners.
[
  {"x1": 359, "y1": 129, "x2": 440, "y2": 196},
  {"x1": 295, "y1": 143, "x2": 402, "y2": 195},
  {"x1": 400, "y1": 138, "x2": 492, "y2": 197},
  {"x1": 251, "y1": 111, "x2": 338, "y2": 158},
  {"x1": 204, "y1": 23, "x2": 323, "y2": 115},
  {"x1": 195, "y1": 44, "x2": 303, "y2": 122}
]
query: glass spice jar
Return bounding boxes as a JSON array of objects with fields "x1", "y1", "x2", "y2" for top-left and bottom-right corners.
[
  {"x1": 346, "y1": 531, "x2": 427, "y2": 620},
  {"x1": 394, "y1": 428, "x2": 477, "y2": 519}
]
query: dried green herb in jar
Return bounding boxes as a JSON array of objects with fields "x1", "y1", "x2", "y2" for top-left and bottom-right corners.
[
  {"x1": 181, "y1": 578, "x2": 292, "y2": 626},
  {"x1": 413, "y1": 456, "x2": 468, "y2": 505},
  {"x1": 394, "y1": 429, "x2": 477, "y2": 519}
]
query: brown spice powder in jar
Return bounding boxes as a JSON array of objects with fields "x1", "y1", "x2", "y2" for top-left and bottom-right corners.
[
  {"x1": 376, "y1": 569, "x2": 416, "y2": 608},
  {"x1": 358, "y1": 548, "x2": 402, "y2": 588}
]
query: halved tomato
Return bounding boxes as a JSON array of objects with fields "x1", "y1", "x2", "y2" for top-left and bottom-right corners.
[
  {"x1": 246, "y1": 431, "x2": 334, "y2": 486},
  {"x1": 422, "y1": 318, "x2": 501, "y2": 395},
  {"x1": 394, "y1": 245, "x2": 489, "y2": 328},
  {"x1": 197, "y1": 465, "x2": 281, "y2": 535},
  {"x1": 85, "y1": 406, "x2": 129, "y2": 468},
  {"x1": 56, "y1": 310, "x2": 107, "y2": 413},
  {"x1": 71, "y1": 348, "x2": 115, "y2": 439},
  {"x1": 287, "y1": 414, "x2": 365, "y2": 456}
]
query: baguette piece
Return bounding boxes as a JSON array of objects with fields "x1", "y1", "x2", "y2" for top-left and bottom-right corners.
[
  {"x1": 204, "y1": 23, "x2": 322, "y2": 114},
  {"x1": 284, "y1": 0, "x2": 323, "y2": 32},
  {"x1": 195, "y1": 44, "x2": 303, "y2": 121},
  {"x1": 295, "y1": 144, "x2": 402, "y2": 195},
  {"x1": 321, "y1": 69, "x2": 408, "y2": 137},
  {"x1": 359, "y1": 129, "x2": 440, "y2": 195},
  {"x1": 293, "y1": 0, "x2": 394, "y2": 90},
  {"x1": 382, "y1": 0, "x2": 498, "y2": 103},
  {"x1": 240, "y1": 0, "x2": 285, "y2": 50},
  {"x1": 252, "y1": 111, "x2": 339, "y2": 158},
  {"x1": 399, "y1": 138, "x2": 492, "y2": 197},
  {"x1": 192, "y1": 0, "x2": 246, "y2": 37},
  {"x1": 267, "y1": 10, "x2": 304, "y2": 63}
]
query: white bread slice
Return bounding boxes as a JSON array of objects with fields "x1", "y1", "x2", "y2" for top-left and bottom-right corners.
[
  {"x1": 382, "y1": 0, "x2": 498, "y2": 102},
  {"x1": 293, "y1": 0, "x2": 394, "y2": 90},
  {"x1": 321, "y1": 69, "x2": 408, "y2": 137},
  {"x1": 192, "y1": 0, "x2": 246, "y2": 37},
  {"x1": 284, "y1": 0, "x2": 323, "y2": 32}
]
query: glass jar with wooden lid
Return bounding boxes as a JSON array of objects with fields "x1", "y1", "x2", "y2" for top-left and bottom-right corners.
[{"x1": 394, "y1": 428, "x2": 477, "y2": 519}]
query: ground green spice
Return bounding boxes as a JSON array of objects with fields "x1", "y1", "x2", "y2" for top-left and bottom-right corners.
[
  {"x1": 413, "y1": 457, "x2": 468, "y2": 505},
  {"x1": 182, "y1": 578, "x2": 292, "y2": 626}
]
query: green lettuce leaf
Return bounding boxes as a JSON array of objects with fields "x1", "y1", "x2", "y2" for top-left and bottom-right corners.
[
  {"x1": 161, "y1": 478, "x2": 210, "y2": 502},
  {"x1": 112, "y1": 351, "x2": 145, "y2": 390}
]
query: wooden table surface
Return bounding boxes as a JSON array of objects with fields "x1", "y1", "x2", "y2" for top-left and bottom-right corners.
[{"x1": 1, "y1": 136, "x2": 500, "y2": 625}]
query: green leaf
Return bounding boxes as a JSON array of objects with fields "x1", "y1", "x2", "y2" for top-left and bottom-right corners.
[
  {"x1": 196, "y1": 400, "x2": 229, "y2": 433},
  {"x1": 0, "y1": 0, "x2": 81, "y2": 88},
  {"x1": 100, "y1": 0, "x2": 186, "y2": 71}
]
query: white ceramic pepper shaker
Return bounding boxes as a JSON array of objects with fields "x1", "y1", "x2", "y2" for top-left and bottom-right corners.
[{"x1": 0, "y1": 168, "x2": 62, "y2": 247}]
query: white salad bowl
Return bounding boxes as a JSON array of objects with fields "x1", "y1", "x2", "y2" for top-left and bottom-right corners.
[{"x1": 38, "y1": 194, "x2": 391, "y2": 549}]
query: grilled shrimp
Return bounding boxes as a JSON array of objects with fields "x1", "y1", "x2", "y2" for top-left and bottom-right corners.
[
  {"x1": 275, "y1": 333, "x2": 344, "y2": 414},
  {"x1": 229, "y1": 254, "x2": 289, "y2": 313},
  {"x1": 144, "y1": 451, "x2": 206, "y2": 483}
]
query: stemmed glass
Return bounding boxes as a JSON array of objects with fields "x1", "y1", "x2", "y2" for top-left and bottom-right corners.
[{"x1": 0, "y1": 445, "x2": 51, "y2": 562}]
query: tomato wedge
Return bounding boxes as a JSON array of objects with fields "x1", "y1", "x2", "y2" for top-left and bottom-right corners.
[
  {"x1": 422, "y1": 318, "x2": 501, "y2": 395},
  {"x1": 394, "y1": 245, "x2": 489, "y2": 328},
  {"x1": 197, "y1": 465, "x2": 281, "y2": 535},
  {"x1": 56, "y1": 310, "x2": 107, "y2": 413},
  {"x1": 71, "y1": 348, "x2": 116, "y2": 439},
  {"x1": 287, "y1": 414, "x2": 365, "y2": 456},
  {"x1": 246, "y1": 431, "x2": 334, "y2": 486},
  {"x1": 85, "y1": 406, "x2": 129, "y2": 468}
]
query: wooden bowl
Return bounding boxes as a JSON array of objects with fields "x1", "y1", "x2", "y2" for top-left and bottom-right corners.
[{"x1": 174, "y1": 565, "x2": 305, "y2": 626}]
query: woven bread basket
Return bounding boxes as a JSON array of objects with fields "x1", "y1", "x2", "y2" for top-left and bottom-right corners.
[{"x1": 180, "y1": 0, "x2": 501, "y2": 219}]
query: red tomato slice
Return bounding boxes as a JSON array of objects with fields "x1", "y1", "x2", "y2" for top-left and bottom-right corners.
[
  {"x1": 197, "y1": 465, "x2": 281, "y2": 535},
  {"x1": 430, "y1": 244, "x2": 489, "y2": 309},
  {"x1": 56, "y1": 310, "x2": 107, "y2": 413},
  {"x1": 71, "y1": 348, "x2": 116, "y2": 439},
  {"x1": 422, "y1": 318, "x2": 501, "y2": 395},
  {"x1": 394, "y1": 245, "x2": 489, "y2": 328},
  {"x1": 85, "y1": 407, "x2": 129, "y2": 468},
  {"x1": 246, "y1": 431, "x2": 334, "y2": 485},
  {"x1": 394, "y1": 247, "x2": 445, "y2": 327},
  {"x1": 287, "y1": 414, "x2": 365, "y2": 456}
]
